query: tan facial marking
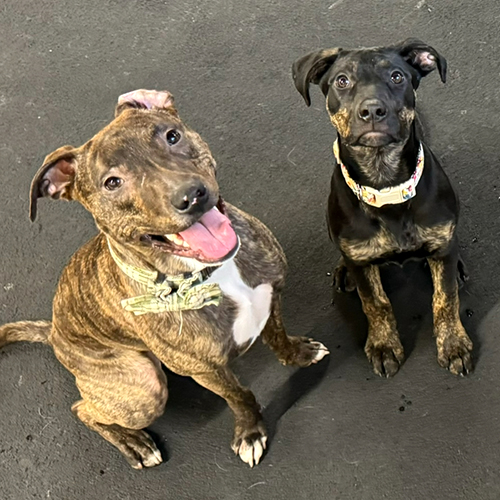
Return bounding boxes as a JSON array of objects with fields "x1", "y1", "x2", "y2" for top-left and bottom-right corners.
[
  {"x1": 398, "y1": 107, "x2": 415, "y2": 125},
  {"x1": 328, "y1": 107, "x2": 351, "y2": 138}
]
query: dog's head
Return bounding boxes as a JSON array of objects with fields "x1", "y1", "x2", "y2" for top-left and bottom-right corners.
[
  {"x1": 292, "y1": 39, "x2": 446, "y2": 148},
  {"x1": 30, "y1": 89, "x2": 238, "y2": 265}
]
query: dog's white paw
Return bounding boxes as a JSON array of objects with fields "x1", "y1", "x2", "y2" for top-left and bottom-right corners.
[
  {"x1": 280, "y1": 336, "x2": 330, "y2": 367},
  {"x1": 232, "y1": 423, "x2": 268, "y2": 468},
  {"x1": 115, "y1": 429, "x2": 163, "y2": 469},
  {"x1": 238, "y1": 435, "x2": 267, "y2": 467},
  {"x1": 311, "y1": 341, "x2": 330, "y2": 363},
  {"x1": 140, "y1": 445, "x2": 163, "y2": 468}
]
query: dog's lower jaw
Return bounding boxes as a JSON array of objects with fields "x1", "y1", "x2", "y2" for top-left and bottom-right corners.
[
  {"x1": 107, "y1": 237, "x2": 215, "y2": 276},
  {"x1": 337, "y1": 117, "x2": 419, "y2": 190}
]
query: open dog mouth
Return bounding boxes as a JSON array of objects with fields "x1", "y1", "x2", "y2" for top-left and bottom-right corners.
[{"x1": 140, "y1": 200, "x2": 239, "y2": 264}]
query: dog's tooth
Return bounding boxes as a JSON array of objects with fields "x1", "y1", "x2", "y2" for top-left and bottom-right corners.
[
  {"x1": 181, "y1": 240, "x2": 190, "y2": 248},
  {"x1": 165, "y1": 234, "x2": 187, "y2": 247}
]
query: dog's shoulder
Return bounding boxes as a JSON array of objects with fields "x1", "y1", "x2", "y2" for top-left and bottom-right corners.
[
  {"x1": 226, "y1": 203, "x2": 284, "y2": 257},
  {"x1": 224, "y1": 202, "x2": 287, "y2": 290},
  {"x1": 61, "y1": 234, "x2": 108, "y2": 279},
  {"x1": 412, "y1": 144, "x2": 459, "y2": 222}
]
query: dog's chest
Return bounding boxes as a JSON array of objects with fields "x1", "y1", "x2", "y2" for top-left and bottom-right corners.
[
  {"x1": 340, "y1": 220, "x2": 455, "y2": 264},
  {"x1": 205, "y1": 260, "x2": 273, "y2": 347}
]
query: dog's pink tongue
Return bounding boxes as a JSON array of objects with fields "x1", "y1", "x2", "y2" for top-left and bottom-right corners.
[{"x1": 179, "y1": 209, "x2": 238, "y2": 261}]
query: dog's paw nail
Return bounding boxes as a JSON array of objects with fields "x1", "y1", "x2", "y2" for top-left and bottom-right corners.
[
  {"x1": 238, "y1": 438, "x2": 265, "y2": 468},
  {"x1": 234, "y1": 427, "x2": 267, "y2": 467}
]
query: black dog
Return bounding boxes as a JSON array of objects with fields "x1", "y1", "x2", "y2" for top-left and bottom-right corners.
[{"x1": 292, "y1": 39, "x2": 472, "y2": 377}]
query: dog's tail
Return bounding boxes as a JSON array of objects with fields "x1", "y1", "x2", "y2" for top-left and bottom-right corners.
[{"x1": 0, "y1": 320, "x2": 51, "y2": 349}]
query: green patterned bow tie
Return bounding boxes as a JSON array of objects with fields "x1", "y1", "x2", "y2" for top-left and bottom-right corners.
[{"x1": 107, "y1": 240, "x2": 222, "y2": 316}]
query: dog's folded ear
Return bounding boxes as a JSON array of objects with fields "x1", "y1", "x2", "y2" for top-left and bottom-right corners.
[
  {"x1": 115, "y1": 89, "x2": 178, "y2": 117},
  {"x1": 396, "y1": 39, "x2": 447, "y2": 84},
  {"x1": 292, "y1": 48, "x2": 341, "y2": 106},
  {"x1": 29, "y1": 146, "x2": 78, "y2": 221}
]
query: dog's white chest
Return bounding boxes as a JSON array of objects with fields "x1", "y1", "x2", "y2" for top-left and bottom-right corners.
[{"x1": 205, "y1": 260, "x2": 273, "y2": 347}]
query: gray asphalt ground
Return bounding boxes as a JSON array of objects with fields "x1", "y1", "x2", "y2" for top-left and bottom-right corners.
[{"x1": 1, "y1": 1, "x2": 500, "y2": 499}]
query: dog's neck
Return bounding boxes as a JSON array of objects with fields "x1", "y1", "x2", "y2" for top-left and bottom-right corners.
[
  {"x1": 106, "y1": 237, "x2": 211, "y2": 278},
  {"x1": 338, "y1": 124, "x2": 420, "y2": 190}
]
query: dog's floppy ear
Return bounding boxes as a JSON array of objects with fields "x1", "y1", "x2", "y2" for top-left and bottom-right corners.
[
  {"x1": 292, "y1": 48, "x2": 341, "y2": 106},
  {"x1": 115, "y1": 89, "x2": 178, "y2": 117},
  {"x1": 396, "y1": 38, "x2": 447, "y2": 84},
  {"x1": 29, "y1": 145, "x2": 78, "y2": 221}
]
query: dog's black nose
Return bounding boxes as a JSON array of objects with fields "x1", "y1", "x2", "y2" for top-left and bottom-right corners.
[
  {"x1": 172, "y1": 181, "x2": 209, "y2": 213},
  {"x1": 358, "y1": 99, "x2": 387, "y2": 122}
]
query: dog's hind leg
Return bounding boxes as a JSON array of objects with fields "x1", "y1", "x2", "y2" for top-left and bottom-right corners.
[
  {"x1": 66, "y1": 349, "x2": 168, "y2": 469},
  {"x1": 332, "y1": 256, "x2": 357, "y2": 293},
  {"x1": 72, "y1": 400, "x2": 164, "y2": 469},
  {"x1": 261, "y1": 294, "x2": 329, "y2": 367},
  {"x1": 351, "y1": 263, "x2": 404, "y2": 377},
  {"x1": 428, "y1": 250, "x2": 473, "y2": 376}
]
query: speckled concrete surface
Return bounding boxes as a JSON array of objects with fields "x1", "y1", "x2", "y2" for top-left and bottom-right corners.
[{"x1": 1, "y1": 1, "x2": 500, "y2": 499}]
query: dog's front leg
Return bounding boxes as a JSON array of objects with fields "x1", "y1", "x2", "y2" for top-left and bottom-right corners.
[
  {"x1": 261, "y1": 294, "x2": 329, "y2": 367},
  {"x1": 428, "y1": 250, "x2": 473, "y2": 375},
  {"x1": 350, "y1": 262, "x2": 404, "y2": 377},
  {"x1": 192, "y1": 367, "x2": 266, "y2": 467}
]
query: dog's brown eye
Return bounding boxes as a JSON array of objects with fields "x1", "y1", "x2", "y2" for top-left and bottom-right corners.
[
  {"x1": 391, "y1": 71, "x2": 404, "y2": 84},
  {"x1": 104, "y1": 177, "x2": 123, "y2": 191},
  {"x1": 166, "y1": 130, "x2": 181, "y2": 145},
  {"x1": 335, "y1": 75, "x2": 350, "y2": 89}
]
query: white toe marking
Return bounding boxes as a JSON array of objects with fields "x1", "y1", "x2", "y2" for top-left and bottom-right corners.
[
  {"x1": 313, "y1": 342, "x2": 330, "y2": 362},
  {"x1": 238, "y1": 437, "x2": 266, "y2": 467},
  {"x1": 253, "y1": 440, "x2": 264, "y2": 466},
  {"x1": 143, "y1": 450, "x2": 162, "y2": 467},
  {"x1": 239, "y1": 441, "x2": 255, "y2": 467},
  {"x1": 153, "y1": 448, "x2": 163, "y2": 463}
]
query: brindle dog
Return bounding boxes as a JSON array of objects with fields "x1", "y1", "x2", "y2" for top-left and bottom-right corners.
[
  {"x1": 292, "y1": 39, "x2": 472, "y2": 377},
  {"x1": 0, "y1": 90, "x2": 329, "y2": 469}
]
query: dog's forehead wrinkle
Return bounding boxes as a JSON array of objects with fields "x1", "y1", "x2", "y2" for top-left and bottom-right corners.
[
  {"x1": 335, "y1": 57, "x2": 358, "y2": 74},
  {"x1": 97, "y1": 114, "x2": 179, "y2": 152},
  {"x1": 118, "y1": 107, "x2": 180, "y2": 126},
  {"x1": 377, "y1": 59, "x2": 392, "y2": 69},
  {"x1": 94, "y1": 137, "x2": 164, "y2": 172}
]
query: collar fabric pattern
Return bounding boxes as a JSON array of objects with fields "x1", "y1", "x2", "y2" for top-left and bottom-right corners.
[
  {"x1": 333, "y1": 140, "x2": 425, "y2": 208},
  {"x1": 107, "y1": 240, "x2": 222, "y2": 316}
]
